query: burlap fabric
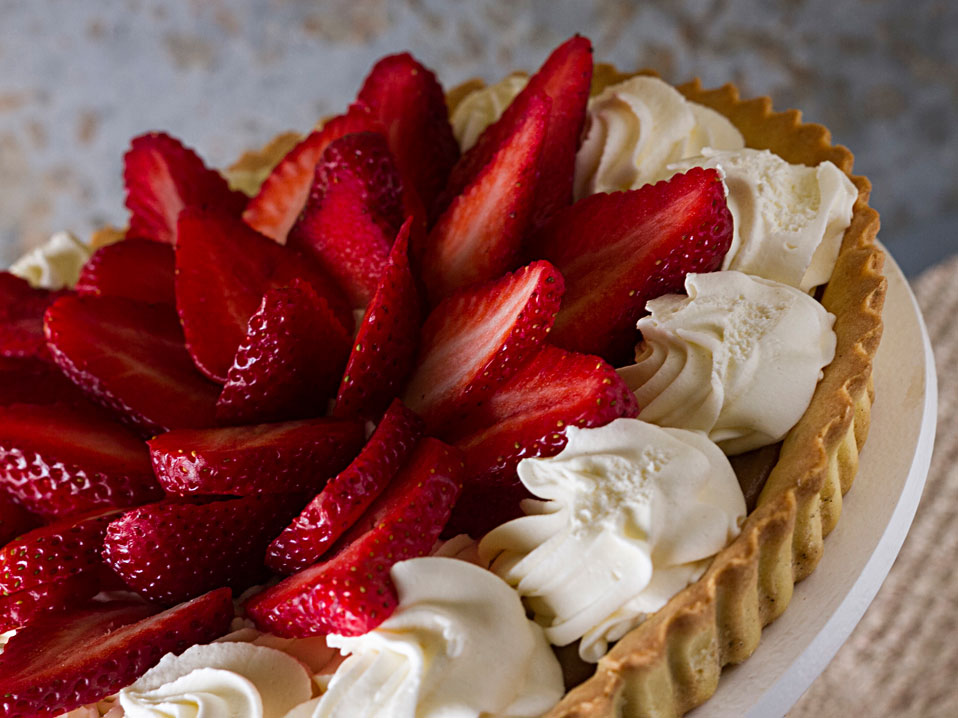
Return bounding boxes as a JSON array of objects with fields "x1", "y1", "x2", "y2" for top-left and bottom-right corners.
[{"x1": 790, "y1": 253, "x2": 957, "y2": 717}]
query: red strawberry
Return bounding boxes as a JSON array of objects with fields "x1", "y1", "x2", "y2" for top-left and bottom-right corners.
[
  {"x1": 0, "y1": 404, "x2": 160, "y2": 519},
  {"x1": 75, "y1": 238, "x2": 176, "y2": 306},
  {"x1": 0, "y1": 572, "x2": 101, "y2": 633},
  {"x1": 216, "y1": 280, "x2": 352, "y2": 424},
  {"x1": 0, "y1": 272, "x2": 66, "y2": 362},
  {"x1": 0, "y1": 589, "x2": 233, "y2": 718},
  {"x1": 247, "y1": 437, "x2": 463, "y2": 637},
  {"x1": 104, "y1": 495, "x2": 306, "y2": 605},
  {"x1": 45, "y1": 295, "x2": 221, "y2": 434},
  {"x1": 149, "y1": 417, "x2": 365, "y2": 497},
  {"x1": 289, "y1": 132, "x2": 406, "y2": 308},
  {"x1": 403, "y1": 260, "x2": 564, "y2": 431},
  {"x1": 0, "y1": 507, "x2": 125, "y2": 595},
  {"x1": 0, "y1": 356, "x2": 102, "y2": 411},
  {"x1": 530, "y1": 167, "x2": 734, "y2": 364},
  {"x1": 333, "y1": 219, "x2": 422, "y2": 421},
  {"x1": 243, "y1": 104, "x2": 384, "y2": 244},
  {"x1": 357, "y1": 52, "x2": 460, "y2": 215},
  {"x1": 421, "y1": 90, "x2": 549, "y2": 301},
  {"x1": 124, "y1": 131, "x2": 247, "y2": 245},
  {"x1": 267, "y1": 399, "x2": 423, "y2": 574},
  {"x1": 0, "y1": 491, "x2": 40, "y2": 547},
  {"x1": 436, "y1": 36, "x2": 592, "y2": 229},
  {"x1": 444, "y1": 345, "x2": 639, "y2": 537},
  {"x1": 175, "y1": 209, "x2": 352, "y2": 383}
]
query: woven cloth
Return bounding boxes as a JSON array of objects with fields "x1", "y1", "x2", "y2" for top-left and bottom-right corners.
[{"x1": 790, "y1": 254, "x2": 958, "y2": 717}]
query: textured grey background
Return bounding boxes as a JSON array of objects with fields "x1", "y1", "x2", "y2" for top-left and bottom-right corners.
[{"x1": 1, "y1": 0, "x2": 957, "y2": 272}]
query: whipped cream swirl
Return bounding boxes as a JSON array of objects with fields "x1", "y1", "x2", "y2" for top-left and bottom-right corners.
[
  {"x1": 305, "y1": 556, "x2": 563, "y2": 718},
  {"x1": 9, "y1": 230, "x2": 91, "y2": 290},
  {"x1": 618, "y1": 271, "x2": 837, "y2": 455},
  {"x1": 450, "y1": 74, "x2": 529, "y2": 152},
  {"x1": 480, "y1": 419, "x2": 745, "y2": 662},
  {"x1": 574, "y1": 75, "x2": 744, "y2": 199}
]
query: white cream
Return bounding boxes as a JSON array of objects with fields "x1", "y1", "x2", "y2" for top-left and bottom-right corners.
[
  {"x1": 9, "y1": 230, "x2": 91, "y2": 290},
  {"x1": 450, "y1": 74, "x2": 529, "y2": 152},
  {"x1": 573, "y1": 75, "x2": 744, "y2": 199},
  {"x1": 618, "y1": 271, "x2": 836, "y2": 455},
  {"x1": 479, "y1": 419, "x2": 745, "y2": 662},
  {"x1": 310, "y1": 557, "x2": 563, "y2": 718},
  {"x1": 118, "y1": 642, "x2": 314, "y2": 718},
  {"x1": 668, "y1": 148, "x2": 857, "y2": 291}
]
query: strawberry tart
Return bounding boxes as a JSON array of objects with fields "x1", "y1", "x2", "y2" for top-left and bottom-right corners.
[{"x1": 0, "y1": 35, "x2": 884, "y2": 718}]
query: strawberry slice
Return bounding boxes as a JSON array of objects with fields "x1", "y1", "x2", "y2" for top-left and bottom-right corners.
[
  {"x1": 176, "y1": 209, "x2": 352, "y2": 383},
  {"x1": 0, "y1": 589, "x2": 233, "y2": 718},
  {"x1": 421, "y1": 90, "x2": 549, "y2": 301},
  {"x1": 0, "y1": 507, "x2": 125, "y2": 595},
  {"x1": 288, "y1": 132, "x2": 406, "y2": 308},
  {"x1": 0, "y1": 356, "x2": 103, "y2": 411},
  {"x1": 403, "y1": 260, "x2": 564, "y2": 431},
  {"x1": 357, "y1": 52, "x2": 460, "y2": 216},
  {"x1": 124, "y1": 131, "x2": 247, "y2": 245},
  {"x1": 216, "y1": 280, "x2": 352, "y2": 425},
  {"x1": 0, "y1": 404, "x2": 160, "y2": 519},
  {"x1": 0, "y1": 272, "x2": 66, "y2": 362},
  {"x1": 0, "y1": 491, "x2": 40, "y2": 547},
  {"x1": 247, "y1": 437, "x2": 463, "y2": 637},
  {"x1": 104, "y1": 495, "x2": 307, "y2": 605},
  {"x1": 444, "y1": 345, "x2": 639, "y2": 537},
  {"x1": 149, "y1": 417, "x2": 365, "y2": 497},
  {"x1": 75, "y1": 238, "x2": 176, "y2": 306},
  {"x1": 0, "y1": 572, "x2": 101, "y2": 633},
  {"x1": 333, "y1": 219, "x2": 422, "y2": 421},
  {"x1": 530, "y1": 167, "x2": 734, "y2": 364},
  {"x1": 267, "y1": 399, "x2": 423, "y2": 574},
  {"x1": 45, "y1": 295, "x2": 221, "y2": 434},
  {"x1": 243, "y1": 104, "x2": 384, "y2": 244}
]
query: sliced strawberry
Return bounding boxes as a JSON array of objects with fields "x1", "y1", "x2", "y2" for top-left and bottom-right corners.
[
  {"x1": 403, "y1": 260, "x2": 564, "y2": 431},
  {"x1": 0, "y1": 507, "x2": 126, "y2": 595},
  {"x1": 0, "y1": 572, "x2": 101, "y2": 633},
  {"x1": 104, "y1": 495, "x2": 306, "y2": 605},
  {"x1": 243, "y1": 104, "x2": 384, "y2": 244},
  {"x1": 0, "y1": 356, "x2": 102, "y2": 410},
  {"x1": 45, "y1": 295, "x2": 221, "y2": 434},
  {"x1": 124, "y1": 131, "x2": 247, "y2": 245},
  {"x1": 0, "y1": 404, "x2": 160, "y2": 519},
  {"x1": 176, "y1": 209, "x2": 352, "y2": 383},
  {"x1": 444, "y1": 345, "x2": 639, "y2": 537},
  {"x1": 0, "y1": 589, "x2": 233, "y2": 718},
  {"x1": 0, "y1": 272, "x2": 66, "y2": 362},
  {"x1": 247, "y1": 437, "x2": 463, "y2": 637},
  {"x1": 149, "y1": 417, "x2": 364, "y2": 497},
  {"x1": 333, "y1": 219, "x2": 422, "y2": 421},
  {"x1": 530, "y1": 167, "x2": 734, "y2": 364},
  {"x1": 288, "y1": 132, "x2": 406, "y2": 308},
  {"x1": 75, "y1": 238, "x2": 176, "y2": 306},
  {"x1": 267, "y1": 399, "x2": 423, "y2": 574},
  {"x1": 216, "y1": 280, "x2": 352, "y2": 424},
  {"x1": 0, "y1": 491, "x2": 40, "y2": 547},
  {"x1": 356, "y1": 53, "x2": 459, "y2": 216},
  {"x1": 421, "y1": 90, "x2": 549, "y2": 301}
]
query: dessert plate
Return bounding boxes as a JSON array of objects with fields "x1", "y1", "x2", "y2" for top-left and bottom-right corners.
[{"x1": 690, "y1": 244, "x2": 937, "y2": 717}]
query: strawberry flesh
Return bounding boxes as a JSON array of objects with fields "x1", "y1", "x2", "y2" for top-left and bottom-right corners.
[
  {"x1": 0, "y1": 272, "x2": 66, "y2": 362},
  {"x1": 0, "y1": 589, "x2": 233, "y2": 718},
  {"x1": 124, "y1": 131, "x2": 247, "y2": 245},
  {"x1": 422, "y1": 90, "x2": 549, "y2": 301},
  {"x1": 75, "y1": 238, "x2": 176, "y2": 306},
  {"x1": 289, "y1": 132, "x2": 406, "y2": 308},
  {"x1": 45, "y1": 295, "x2": 221, "y2": 434},
  {"x1": 0, "y1": 572, "x2": 101, "y2": 633},
  {"x1": 0, "y1": 404, "x2": 160, "y2": 519},
  {"x1": 333, "y1": 219, "x2": 422, "y2": 421},
  {"x1": 267, "y1": 399, "x2": 423, "y2": 574},
  {"x1": 530, "y1": 167, "x2": 734, "y2": 364},
  {"x1": 0, "y1": 491, "x2": 40, "y2": 547},
  {"x1": 403, "y1": 260, "x2": 564, "y2": 431},
  {"x1": 149, "y1": 417, "x2": 365, "y2": 497},
  {"x1": 216, "y1": 280, "x2": 352, "y2": 425},
  {"x1": 175, "y1": 209, "x2": 352, "y2": 382},
  {"x1": 247, "y1": 437, "x2": 463, "y2": 637},
  {"x1": 0, "y1": 356, "x2": 103, "y2": 411}
]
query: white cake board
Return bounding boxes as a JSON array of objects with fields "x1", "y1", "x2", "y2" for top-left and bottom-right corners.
[{"x1": 689, "y1": 246, "x2": 938, "y2": 718}]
